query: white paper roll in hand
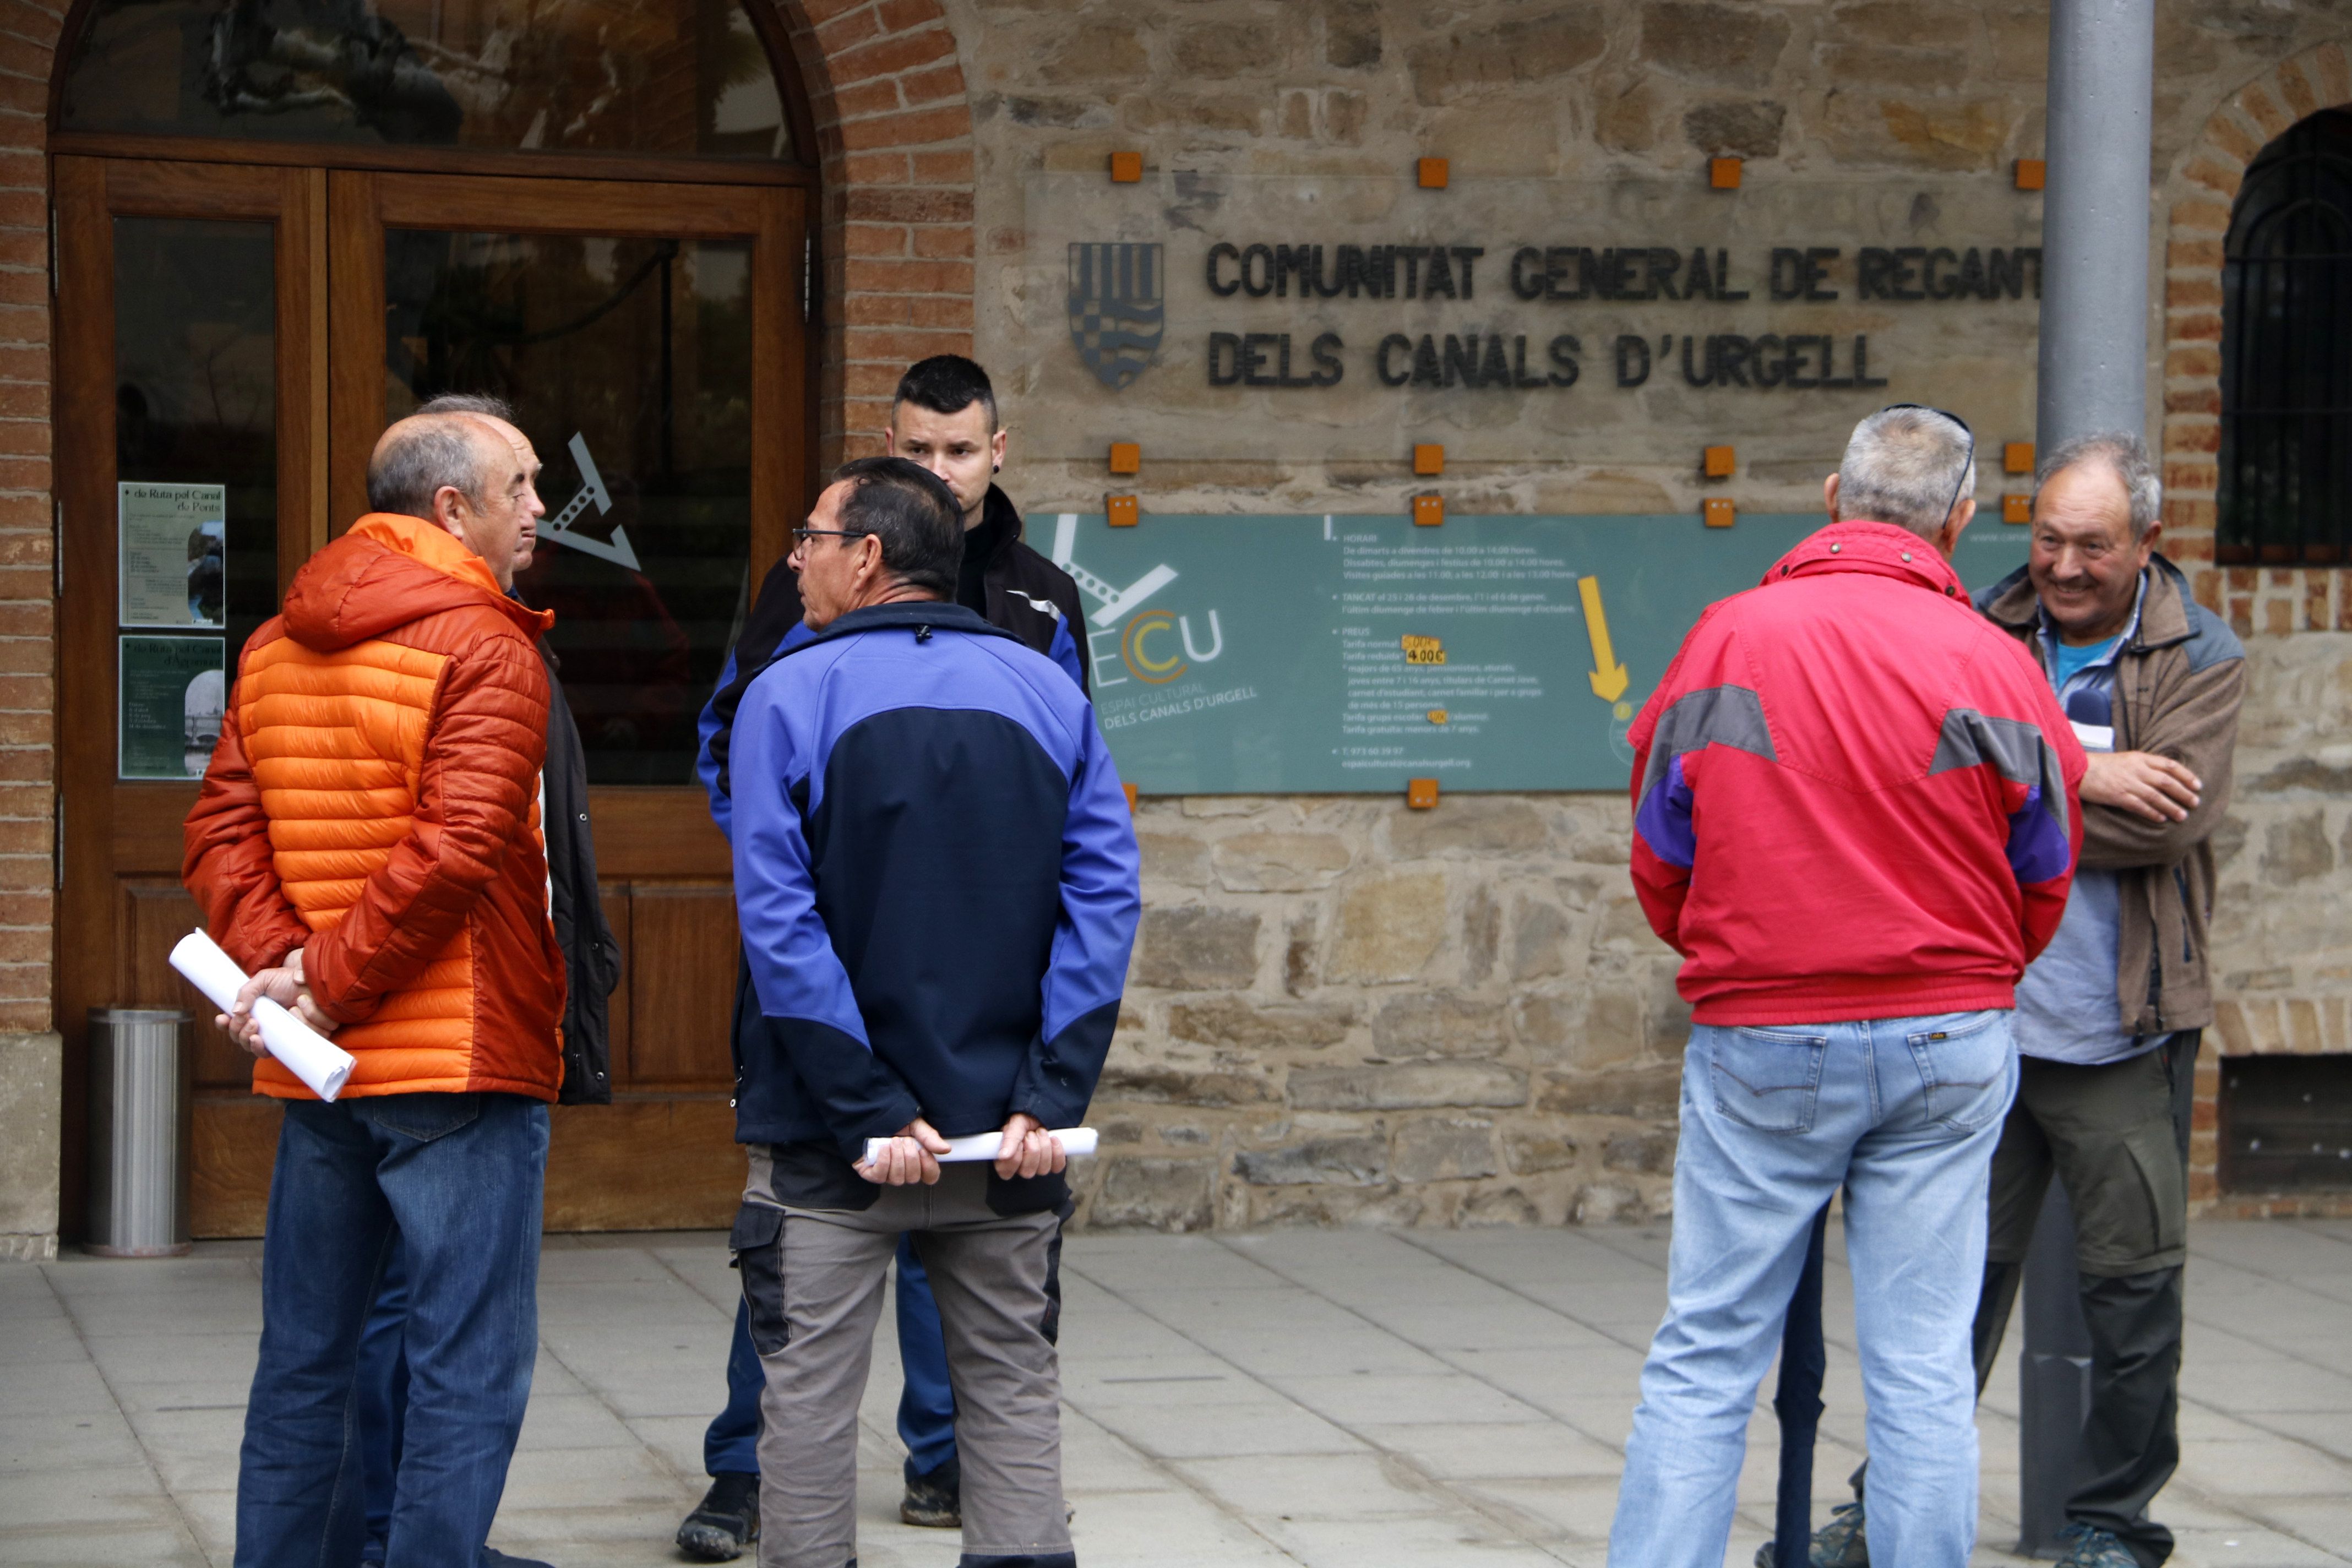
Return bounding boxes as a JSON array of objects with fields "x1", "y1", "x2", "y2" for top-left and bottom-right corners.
[
  {"x1": 169, "y1": 929, "x2": 355, "y2": 1102},
  {"x1": 862, "y1": 1128, "x2": 1098, "y2": 1166}
]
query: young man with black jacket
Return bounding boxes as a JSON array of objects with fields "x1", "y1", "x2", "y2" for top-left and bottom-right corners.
[{"x1": 677, "y1": 357, "x2": 1091, "y2": 1561}]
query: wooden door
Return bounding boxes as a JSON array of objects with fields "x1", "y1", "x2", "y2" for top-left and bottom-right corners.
[
  {"x1": 53, "y1": 157, "x2": 330, "y2": 1239},
  {"x1": 58, "y1": 161, "x2": 806, "y2": 1235}
]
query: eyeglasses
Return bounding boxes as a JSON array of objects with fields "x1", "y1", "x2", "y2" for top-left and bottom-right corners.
[
  {"x1": 1881, "y1": 403, "x2": 1976, "y2": 529},
  {"x1": 792, "y1": 527, "x2": 866, "y2": 546}
]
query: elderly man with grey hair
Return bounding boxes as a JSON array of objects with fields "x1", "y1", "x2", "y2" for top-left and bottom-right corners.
[
  {"x1": 1812, "y1": 434, "x2": 2245, "y2": 1568},
  {"x1": 1608, "y1": 406, "x2": 2084, "y2": 1568}
]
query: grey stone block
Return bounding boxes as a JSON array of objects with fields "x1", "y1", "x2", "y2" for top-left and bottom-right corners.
[
  {"x1": 0, "y1": 1032, "x2": 63, "y2": 1248},
  {"x1": 1288, "y1": 1062, "x2": 1527, "y2": 1112},
  {"x1": 1232, "y1": 1134, "x2": 1388, "y2": 1186},
  {"x1": 1134, "y1": 906, "x2": 1262, "y2": 991},
  {"x1": 1091, "y1": 1158, "x2": 1216, "y2": 1231}
]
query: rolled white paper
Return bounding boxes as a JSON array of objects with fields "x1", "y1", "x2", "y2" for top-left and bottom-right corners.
[
  {"x1": 170, "y1": 929, "x2": 355, "y2": 1102},
  {"x1": 862, "y1": 1128, "x2": 1098, "y2": 1166}
]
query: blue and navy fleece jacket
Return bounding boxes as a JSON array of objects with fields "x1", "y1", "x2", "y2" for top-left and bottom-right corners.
[
  {"x1": 1627, "y1": 520, "x2": 2087, "y2": 1026},
  {"x1": 727, "y1": 602, "x2": 1140, "y2": 1161}
]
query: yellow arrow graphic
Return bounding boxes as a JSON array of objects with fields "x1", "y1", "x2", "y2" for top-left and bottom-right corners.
[{"x1": 1579, "y1": 575, "x2": 1630, "y2": 702}]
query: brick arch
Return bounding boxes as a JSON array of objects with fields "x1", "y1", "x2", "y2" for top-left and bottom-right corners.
[
  {"x1": 759, "y1": 0, "x2": 978, "y2": 468},
  {"x1": 2159, "y1": 40, "x2": 2352, "y2": 636}
]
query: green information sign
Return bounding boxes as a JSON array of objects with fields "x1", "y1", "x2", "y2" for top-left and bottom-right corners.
[
  {"x1": 119, "y1": 634, "x2": 225, "y2": 781},
  {"x1": 1049, "y1": 511, "x2": 2029, "y2": 793}
]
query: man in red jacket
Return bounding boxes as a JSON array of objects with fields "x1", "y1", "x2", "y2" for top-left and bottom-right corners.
[{"x1": 1604, "y1": 406, "x2": 2086, "y2": 1568}]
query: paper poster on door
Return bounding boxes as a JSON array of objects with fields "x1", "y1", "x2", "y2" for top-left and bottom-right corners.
[
  {"x1": 118, "y1": 482, "x2": 226, "y2": 629},
  {"x1": 119, "y1": 634, "x2": 225, "y2": 780}
]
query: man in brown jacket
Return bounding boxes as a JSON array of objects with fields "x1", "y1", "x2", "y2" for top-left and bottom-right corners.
[{"x1": 1817, "y1": 432, "x2": 2244, "y2": 1568}]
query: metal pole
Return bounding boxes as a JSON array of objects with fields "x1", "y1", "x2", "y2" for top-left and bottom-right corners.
[
  {"x1": 2037, "y1": 0, "x2": 2157, "y2": 448},
  {"x1": 2023, "y1": 0, "x2": 2155, "y2": 1552}
]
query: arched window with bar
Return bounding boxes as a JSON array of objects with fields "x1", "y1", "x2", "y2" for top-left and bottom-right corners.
[{"x1": 2218, "y1": 108, "x2": 2352, "y2": 564}]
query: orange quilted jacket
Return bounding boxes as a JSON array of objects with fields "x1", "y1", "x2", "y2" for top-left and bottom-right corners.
[{"x1": 183, "y1": 513, "x2": 567, "y2": 1101}]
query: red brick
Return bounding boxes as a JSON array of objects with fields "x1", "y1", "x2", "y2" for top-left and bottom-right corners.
[
  {"x1": 0, "y1": 0, "x2": 69, "y2": 44},
  {"x1": 876, "y1": 0, "x2": 945, "y2": 32},
  {"x1": 0, "y1": 783, "x2": 51, "y2": 816},
  {"x1": 910, "y1": 149, "x2": 974, "y2": 184},
  {"x1": 0, "y1": 346, "x2": 46, "y2": 380},
  {"x1": 0, "y1": 301, "x2": 47, "y2": 345},
  {"x1": 2164, "y1": 386, "x2": 2220, "y2": 415},
  {"x1": 842, "y1": 151, "x2": 912, "y2": 186},
  {"x1": 898, "y1": 62, "x2": 964, "y2": 108},
  {"x1": 0, "y1": 75, "x2": 42, "y2": 115},
  {"x1": 0, "y1": 891, "x2": 51, "y2": 924},
  {"x1": 843, "y1": 257, "x2": 971, "y2": 294},
  {"x1": 844, "y1": 362, "x2": 908, "y2": 396},
  {"x1": 2166, "y1": 535, "x2": 2213, "y2": 562},
  {"x1": 842, "y1": 326, "x2": 968, "y2": 362},
  {"x1": 836, "y1": 105, "x2": 970, "y2": 152},
  {"x1": 2202, "y1": 113, "x2": 2263, "y2": 167},
  {"x1": 911, "y1": 225, "x2": 974, "y2": 259},
  {"x1": 2166, "y1": 275, "x2": 2221, "y2": 309},
  {"x1": 2171, "y1": 199, "x2": 2231, "y2": 235},
  {"x1": 801, "y1": 0, "x2": 879, "y2": 24},
  {"x1": 0, "y1": 812, "x2": 47, "y2": 848},
  {"x1": 904, "y1": 295, "x2": 973, "y2": 330},
  {"x1": 0, "y1": 32, "x2": 51, "y2": 81},
  {"x1": 2167, "y1": 462, "x2": 2219, "y2": 492},
  {"x1": 842, "y1": 222, "x2": 910, "y2": 258},
  {"x1": 2315, "y1": 41, "x2": 2352, "y2": 106},
  {"x1": 812, "y1": 5, "x2": 883, "y2": 58},
  {"x1": 2170, "y1": 421, "x2": 2219, "y2": 455},
  {"x1": 0, "y1": 456, "x2": 50, "y2": 489},
  {"x1": 0, "y1": 420, "x2": 49, "y2": 456},
  {"x1": 830, "y1": 28, "x2": 954, "y2": 88},
  {"x1": 0, "y1": 999, "x2": 48, "y2": 1030},
  {"x1": 841, "y1": 432, "x2": 889, "y2": 461},
  {"x1": 2173, "y1": 312, "x2": 2222, "y2": 343},
  {"x1": 0, "y1": 525, "x2": 47, "y2": 560},
  {"x1": 845, "y1": 186, "x2": 972, "y2": 223},
  {"x1": 2165, "y1": 347, "x2": 2220, "y2": 380},
  {"x1": 834, "y1": 78, "x2": 901, "y2": 119},
  {"x1": 0, "y1": 745, "x2": 49, "y2": 779},
  {"x1": 2276, "y1": 59, "x2": 2320, "y2": 124},
  {"x1": 2237, "y1": 84, "x2": 2291, "y2": 139}
]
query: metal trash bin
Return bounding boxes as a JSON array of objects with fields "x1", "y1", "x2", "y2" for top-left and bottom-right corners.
[{"x1": 86, "y1": 1006, "x2": 195, "y2": 1257}]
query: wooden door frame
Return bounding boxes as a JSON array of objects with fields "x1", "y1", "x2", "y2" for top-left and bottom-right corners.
[
  {"x1": 325, "y1": 170, "x2": 806, "y2": 880},
  {"x1": 52, "y1": 157, "x2": 330, "y2": 1239}
]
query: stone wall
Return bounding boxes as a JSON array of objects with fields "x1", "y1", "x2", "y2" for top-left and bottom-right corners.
[
  {"x1": 927, "y1": 0, "x2": 2352, "y2": 1227},
  {"x1": 1074, "y1": 794, "x2": 1686, "y2": 1228}
]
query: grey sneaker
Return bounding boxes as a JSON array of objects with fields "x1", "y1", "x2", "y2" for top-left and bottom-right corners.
[
  {"x1": 1754, "y1": 1500, "x2": 1869, "y2": 1568},
  {"x1": 2054, "y1": 1521, "x2": 2139, "y2": 1568}
]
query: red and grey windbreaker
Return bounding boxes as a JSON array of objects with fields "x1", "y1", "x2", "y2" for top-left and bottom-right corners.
[{"x1": 1627, "y1": 520, "x2": 2086, "y2": 1026}]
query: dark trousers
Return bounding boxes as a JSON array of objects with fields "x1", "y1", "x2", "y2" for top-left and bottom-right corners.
[
  {"x1": 704, "y1": 1233, "x2": 960, "y2": 1481},
  {"x1": 234, "y1": 1093, "x2": 547, "y2": 1568},
  {"x1": 1974, "y1": 1030, "x2": 2199, "y2": 1568}
]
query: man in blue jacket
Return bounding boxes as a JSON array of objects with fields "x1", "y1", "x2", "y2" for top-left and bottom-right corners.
[{"x1": 728, "y1": 456, "x2": 1139, "y2": 1568}]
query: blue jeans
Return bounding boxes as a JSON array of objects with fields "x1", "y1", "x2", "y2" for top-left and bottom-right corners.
[
  {"x1": 235, "y1": 1093, "x2": 548, "y2": 1568},
  {"x1": 704, "y1": 1233, "x2": 958, "y2": 1479},
  {"x1": 1608, "y1": 1010, "x2": 2017, "y2": 1568},
  {"x1": 357, "y1": 1245, "x2": 409, "y2": 1564}
]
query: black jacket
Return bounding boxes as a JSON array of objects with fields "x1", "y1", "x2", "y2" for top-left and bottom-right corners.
[
  {"x1": 538, "y1": 640, "x2": 620, "y2": 1105},
  {"x1": 704, "y1": 485, "x2": 1087, "y2": 801}
]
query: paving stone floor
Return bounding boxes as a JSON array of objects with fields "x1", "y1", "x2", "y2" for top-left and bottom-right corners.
[{"x1": 6, "y1": 1218, "x2": 2351, "y2": 1566}]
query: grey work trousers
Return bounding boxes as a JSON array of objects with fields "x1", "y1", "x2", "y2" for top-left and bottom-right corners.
[{"x1": 733, "y1": 1151, "x2": 1074, "y2": 1568}]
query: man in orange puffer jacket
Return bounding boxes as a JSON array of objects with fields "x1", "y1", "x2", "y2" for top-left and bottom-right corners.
[{"x1": 184, "y1": 409, "x2": 566, "y2": 1568}]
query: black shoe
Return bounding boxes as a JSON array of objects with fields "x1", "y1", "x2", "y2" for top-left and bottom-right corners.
[
  {"x1": 900, "y1": 1455, "x2": 961, "y2": 1529},
  {"x1": 677, "y1": 1473, "x2": 760, "y2": 1562}
]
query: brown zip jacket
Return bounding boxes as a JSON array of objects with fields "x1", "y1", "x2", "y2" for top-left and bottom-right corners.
[{"x1": 1977, "y1": 554, "x2": 2246, "y2": 1036}]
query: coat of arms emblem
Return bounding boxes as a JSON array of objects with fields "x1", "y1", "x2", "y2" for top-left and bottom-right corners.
[{"x1": 1068, "y1": 242, "x2": 1164, "y2": 390}]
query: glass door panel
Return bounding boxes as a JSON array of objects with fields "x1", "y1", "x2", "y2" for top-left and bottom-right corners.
[{"x1": 383, "y1": 227, "x2": 755, "y2": 782}]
